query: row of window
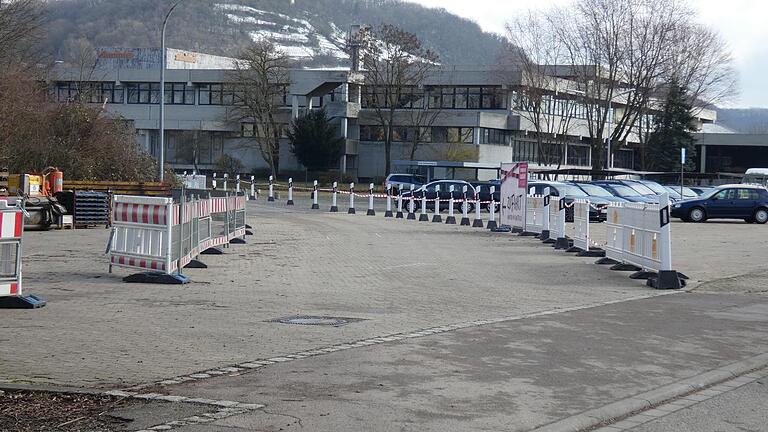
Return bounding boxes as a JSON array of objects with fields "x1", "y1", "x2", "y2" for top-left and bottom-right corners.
[
  {"x1": 511, "y1": 141, "x2": 595, "y2": 167},
  {"x1": 359, "y1": 126, "x2": 475, "y2": 144},
  {"x1": 361, "y1": 86, "x2": 507, "y2": 110}
]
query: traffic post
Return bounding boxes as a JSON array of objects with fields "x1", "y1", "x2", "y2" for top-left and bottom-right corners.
[
  {"x1": 539, "y1": 187, "x2": 551, "y2": 241},
  {"x1": 407, "y1": 184, "x2": 416, "y2": 220},
  {"x1": 223, "y1": 174, "x2": 229, "y2": 192},
  {"x1": 287, "y1": 178, "x2": 294, "y2": 205},
  {"x1": 212, "y1": 173, "x2": 218, "y2": 191},
  {"x1": 487, "y1": 186, "x2": 498, "y2": 231},
  {"x1": 330, "y1": 182, "x2": 339, "y2": 212},
  {"x1": 432, "y1": 188, "x2": 442, "y2": 223},
  {"x1": 472, "y1": 188, "x2": 484, "y2": 228},
  {"x1": 367, "y1": 183, "x2": 376, "y2": 216},
  {"x1": 250, "y1": 176, "x2": 256, "y2": 201},
  {"x1": 446, "y1": 185, "x2": 456, "y2": 224},
  {"x1": 348, "y1": 183, "x2": 356, "y2": 214},
  {"x1": 419, "y1": 190, "x2": 428, "y2": 222},
  {"x1": 385, "y1": 183, "x2": 394, "y2": 217},
  {"x1": 311, "y1": 180, "x2": 320, "y2": 210},
  {"x1": 268, "y1": 175, "x2": 275, "y2": 202},
  {"x1": 235, "y1": 175, "x2": 241, "y2": 194},
  {"x1": 396, "y1": 185, "x2": 404, "y2": 219},
  {"x1": 460, "y1": 186, "x2": 471, "y2": 226}
]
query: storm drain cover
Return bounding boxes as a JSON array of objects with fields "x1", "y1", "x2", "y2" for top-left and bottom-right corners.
[{"x1": 269, "y1": 315, "x2": 363, "y2": 327}]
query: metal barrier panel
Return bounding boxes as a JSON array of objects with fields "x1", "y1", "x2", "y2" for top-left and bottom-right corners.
[
  {"x1": 549, "y1": 197, "x2": 566, "y2": 239},
  {"x1": 0, "y1": 203, "x2": 23, "y2": 296},
  {"x1": 525, "y1": 196, "x2": 546, "y2": 234},
  {"x1": 229, "y1": 194, "x2": 247, "y2": 239},
  {"x1": 109, "y1": 195, "x2": 174, "y2": 274},
  {"x1": 604, "y1": 203, "x2": 624, "y2": 263},
  {"x1": 620, "y1": 201, "x2": 663, "y2": 272},
  {"x1": 170, "y1": 199, "x2": 196, "y2": 270},
  {"x1": 572, "y1": 200, "x2": 591, "y2": 251},
  {"x1": 209, "y1": 196, "x2": 229, "y2": 248},
  {"x1": 197, "y1": 198, "x2": 213, "y2": 251}
]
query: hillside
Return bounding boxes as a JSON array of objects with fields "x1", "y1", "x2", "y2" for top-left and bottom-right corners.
[
  {"x1": 716, "y1": 108, "x2": 768, "y2": 134},
  {"x1": 44, "y1": 0, "x2": 510, "y2": 68}
]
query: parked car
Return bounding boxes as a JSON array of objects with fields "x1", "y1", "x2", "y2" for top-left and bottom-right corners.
[
  {"x1": 688, "y1": 186, "x2": 715, "y2": 196},
  {"x1": 670, "y1": 184, "x2": 768, "y2": 224},
  {"x1": 567, "y1": 182, "x2": 629, "y2": 203},
  {"x1": 402, "y1": 180, "x2": 478, "y2": 212},
  {"x1": 629, "y1": 179, "x2": 683, "y2": 201},
  {"x1": 590, "y1": 181, "x2": 658, "y2": 203},
  {"x1": 663, "y1": 185, "x2": 698, "y2": 199},
  {"x1": 470, "y1": 180, "x2": 501, "y2": 212},
  {"x1": 528, "y1": 181, "x2": 607, "y2": 222},
  {"x1": 384, "y1": 174, "x2": 427, "y2": 195}
]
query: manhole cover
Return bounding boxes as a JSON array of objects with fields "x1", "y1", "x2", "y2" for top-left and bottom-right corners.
[{"x1": 269, "y1": 315, "x2": 363, "y2": 327}]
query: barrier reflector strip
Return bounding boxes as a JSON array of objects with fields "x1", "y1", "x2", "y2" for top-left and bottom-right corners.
[
  {"x1": 0, "y1": 212, "x2": 23, "y2": 239},
  {"x1": 0, "y1": 283, "x2": 19, "y2": 296}
]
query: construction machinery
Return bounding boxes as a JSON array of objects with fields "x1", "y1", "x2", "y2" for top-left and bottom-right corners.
[{"x1": 4, "y1": 168, "x2": 66, "y2": 230}]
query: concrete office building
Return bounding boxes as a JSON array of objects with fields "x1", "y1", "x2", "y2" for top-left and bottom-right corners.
[{"x1": 53, "y1": 47, "x2": 718, "y2": 180}]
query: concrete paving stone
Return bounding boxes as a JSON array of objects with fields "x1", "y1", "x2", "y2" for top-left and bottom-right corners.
[
  {"x1": 638, "y1": 408, "x2": 672, "y2": 418},
  {"x1": 610, "y1": 418, "x2": 648, "y2": 429},
  {"x1": 154, "y1": 395, "x2": 188, "y2": 402},
  {"x1": 593, "y1": 427, "x2": 624, "y2": 432},
  {"x1": 682, "y1": 393, "x2": 713, "y2": 402},
  {"x1": 695, "y1": 388, "x2": 723, "y2": 397},
  {"x1": 188, "y1": 373, "x2": 211, "y2": 379}
]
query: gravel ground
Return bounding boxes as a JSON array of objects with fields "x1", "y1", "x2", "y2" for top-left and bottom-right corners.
[{"x1": 0, "y1": 390, "x2": 130, "y2": 431}]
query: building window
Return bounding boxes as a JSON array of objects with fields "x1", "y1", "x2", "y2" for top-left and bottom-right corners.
[
  {"x1": 447, "y1": 127, "x2": 474, "y2": 144},
  {"x1": 566, "y1": 145, "x2": 590, "y2": 167},
  {"x1": 512, "y1": 139, "x2": 538, "y2": 162},
  {"x1": 127, "y1": 83, "x2": 161, "y2": 104},
  {"x1": 614, "y1": 149, "x2": 634, "y2": 169},
  {"x1": 165, "y1": 83, "x2": 195, "y2": 105},
  {"x1": 56, "y1": 82, "x2": 124, "y2": 104},
  {"x1": 360, "y1": 125, "x2": 385, "y2": 141},
  {"x1": 479, "y1": 128, "x2": 512, "y2": 145},
  {"x1": 198, "y1": 83, "x2": 238, "y2": 106}
]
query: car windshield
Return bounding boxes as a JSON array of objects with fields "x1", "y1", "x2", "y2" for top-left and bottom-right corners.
[
  {"x1": 390, "y1": 175, "x2": 425, "y2": 184},
  {"x1": 666, "y1": 186, "x2": 697, "y2": 198},
  {"x1": 576, "y1": 184, "x2": 614, "y2": 197},
  {"x1": 637, "y1": 181, "x2": 670, "y2": 195},
  {"x1": 625, "y1": 182, "x2": 657, "y2": 195},
  {"x1": 608, "y1": 184, "x2": 642, "y2": 197},
  {"x1": 560, "y1": 185, "x2": 588, "y2": 197}
]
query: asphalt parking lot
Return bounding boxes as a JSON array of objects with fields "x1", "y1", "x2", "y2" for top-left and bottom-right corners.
[{"x1": 1, "y1": 193, "x2": 766, "y2": 431}]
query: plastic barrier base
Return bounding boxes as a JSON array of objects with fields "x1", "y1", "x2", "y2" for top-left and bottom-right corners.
[
  {"x1": 202, "y1": 247, "x2": 225, "y2": 255},
  {"x1": 419, "y1": 214, "x2": 429, "y2": 222},
  {"x1": 647, "y1": 270, "x2": 683, "y2": 290},
  {"x1": 311, "y1": 204, "x2": 320, "y2": 210},
  {"x1": 385, "y1": 211, "x2": 394, "y2": 218},
  {"x1": 539, "y1": 230, "x2": 551, "y2": 242},
  {"x1": 330, "y1": 206, "x2": 339, "y2": 213},
  {"x1": 577, "y1": 248, "x2": 606, "y2": 258},
  {"x1": 519, "y1": 231, "x2": 539, "y2": 237},
  {"x1": 407, "y1": 212, "x2": 416, "y2": 220},
  {"x1": 511, "y1": 226, "x2": 523, "y2": 233},
  {"x1": 445, "y1": 216, "x2": 456, "y2": 225},
  {"x1": 491, "y1": 225, "x2": 512, "y2": 233},
  {"x1": 0, "y1": 294, "x2": 46, "y2": 309},
  {"x1": 486, "y1": 221, "x2": 498, "y2": 230},
  {"x1": 287, "y1": 200, "x2": 294, "y2": 206},
  {"x1": 595, "y1": 257, "x2": 620, "y2": 265},
  {"x1": 610, "y1": 263, "x2": 643, "y2": 272},
  {"x1": 460, "y1": 217, "x2": 471, "y2": 226},
  {"x1": 268, "y1": 197, "x2": 275, "y2": 202},
  {"x1": 396, "y1": 212, "x2": 404, "y2": 219},
  {"x1": 367, "y1": 209, "x2": 376, "y2": 216},
  {"x1": 473, "y1": 219, "x2": 484, "y2": 228},
  {"x1": 630, "y1": 270, "x2": 658, "y2": 280},
  {"x1": 123, "y1": 272, "x2": 190, "y2": 285},
  {"x1": 230, "y1": 238, "x2": 246, "y2": 244},
  {"x1": 185, "y1": 259, "x2": 208, "y2": 269},
  {"x1": 246, "y1": 224, "x2": 253, "y2": 229},
  {"x1": 348, "y1": 207, "x2": 356, "y2": 214},
  {"x1": 554, "y1": 237, "x2": 571, "y2": 250},
  {"x1": 432, "y1": 214, "x2": 442, "y2": 223}
]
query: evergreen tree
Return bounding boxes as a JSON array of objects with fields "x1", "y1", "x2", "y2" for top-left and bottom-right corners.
[
  {"x1": 287, "y1": 108, "x2": 344, "y2": 171},
  {"x1": 646, "y1": 84, "x2": 698, "y2": 172}
]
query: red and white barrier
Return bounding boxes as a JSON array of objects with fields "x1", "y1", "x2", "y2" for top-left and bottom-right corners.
[
  {"x1": 522, "y1": 195, "x2": 547, "y2": 236},
  {"x1": 570, "y1": 199, "x2": 591, "y2": 253},
  {"x1": 0, "y1": 201, "x2": 45, "y2": 308}
]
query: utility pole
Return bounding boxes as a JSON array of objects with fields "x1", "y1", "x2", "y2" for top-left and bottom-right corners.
[{"x1": 159, "y1": 0, "x2": 185, "y2": 182}]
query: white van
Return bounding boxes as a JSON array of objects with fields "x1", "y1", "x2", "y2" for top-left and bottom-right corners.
[{"x1": 742, "y1": 168, "x2": 768, "y2": 187}]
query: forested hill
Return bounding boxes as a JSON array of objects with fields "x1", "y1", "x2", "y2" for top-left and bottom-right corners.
[
  {"x1": 716, "y1": 108, "x2": 768, "y2": 134},
  {"x1": 44, "y1": 0, "x2": 510, "y2": 67}
]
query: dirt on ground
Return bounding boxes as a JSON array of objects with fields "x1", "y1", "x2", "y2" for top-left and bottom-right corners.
[{"x1": 0, "y1": 390, "x2": 130, "y2": 432}]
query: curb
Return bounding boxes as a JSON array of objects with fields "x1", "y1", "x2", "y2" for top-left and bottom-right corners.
[{"x1": 531, "y1": 352, "x2": 768, "y2": 432}]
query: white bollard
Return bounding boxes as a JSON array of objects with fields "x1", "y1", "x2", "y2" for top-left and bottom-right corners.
[
  {"x1": 540, "y1": 187, "x2": 551, "y2": 240},
  {"x1": 384, "y1": 183, "x2": 394, "y2": 217},
  {"x1": 330, "y1": 181, "x2": 339, "y2": 212},
  {"x1": 250, "y1": 176, "x2": 256, "y2": 200},
  {"x1": 286, "y1": 178, "x2": 294, "y2": 205},
  {"x1": 223, "y1": 173, "x2": 229, "y2": 191},
  {"x1": 432, "y1": 185, "x2": 442, "y2": 223},
  {"x1": 311, "y1": 180, "x2": 319, "y2": 209},
  {"x1": 407, "y1": 184, "x2": 416, "y2": 220},
  {"x1": 268, "y1": 175, "x2": 275, "y2": 202},
  {"x1": 446, "y1": 185, "x2": 456, "y2": 224},
  {"x1": 348, "y1": 182, "x2": 356, "y2": 214},
  {"x1": 473, "y1": 186, "x2": 484, "y2": 228},
  {"x1": 236, "y1": 175, "x2": 241, "y2": 194},
  {"x1": 396, "y1": 184, "x2": 404, "y2": 219},
  {"x1": 487, "y1": 186, "x2": 498, "y2": 230},
  {"x1": 419, "y1": 187, "x2": 428, "y2": 222},
  {"x1": 367, "y1": 183, "x2": 376, "y2": 216},
  {"x1": 460, "y1": 185, "x2": 471, "y2": 226},
  {"x1": 650, "y1": 193, "x2": 681, "y2": 289},
  {"x1": 212, "y1": 173, "x2": 218, "y2": 191}
]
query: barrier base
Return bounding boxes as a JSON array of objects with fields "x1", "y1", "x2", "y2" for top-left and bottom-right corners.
[
  {"x1": 268, "y1": 197, "x2": 275, "y2": 202},
  {"x1": 123, "y1": 272, "x2": 189, "y2": 285},
  {"x1": 595, "y1": 257, "x2": 619, "y2": 265},
  {"x1": 491, "y1": 225, "x2": 512, "y2": 233},
  {"x1": 538, "y1": 230, "x2": 550, "y2": 241},
  {"x1": 367, "y1": 209, "x2": 376, "y2": 216},
  {"x1": 577, "y1": 248, "x2": 606, "y2": 258},
  {"x1": 230, "y1": 238, "x2": 246, "y2": 245},
  {"x1": 396, "y1": 212, "x2": 404, "y2": 219},
  {"x1": 630, "y1": 270, "x2": 657, "y2": 280},
  {"x1": 311, "y1": 204, "x2": 320, "y2": 210},
  {"x1": 511, "y1": 226, "x2": 523, "y2": 233},
  {"x1": 445, "y1": 216, "x2": 456, "y2": 225},
  {"x1": 486, "y1": 221, "x2": 498, "y2": 230},
  {"x1": 348, "y1": 208, "x2": 356, "y2": 214},
  {"x1": 473, "y1": 219, "x2": 484, "y2": 228},
  {"x1": 202, "y1": 247, "x2": 225, "y2": 255},
  {"x1": 287, "y1": 200, "x2": 294, "y2": 206},
  {"x1": 610, "y1": 263, "x2": 642, "y2": 272},
  {"x1": 185, "y1": 259, "x2": 208, "y2": 269},
  {"x1": 432, "y1": 214, "x2": 442, "y2": 223},
  {"x1": 647, "y1": 270, "x2": 683, "y2": 290},
  {"x1": 554, "y1": 237, "x2": 571, "y2": 250},
  {"x1": 330, "y1": 206, "x2": 339, "y2": 213},
  {"x1": 0, "y1": 294, "x2": 46, "y2": 309},
  {"x1": 246, "y1": 224, "x2": 253, "y2": 229},
  {"x1": 385, "y1": 211, "x2": 393, "y2": 218},
  {"x1": 245, "y1": 230, "x2": 253, "y2": 236},
  {"x1": 460, "y1": 217, "x2": 471, "y2": 226},
  {"x1": 407, "y1": 213, "x2": 416, "y2": 220},
  {"x1": 419, "y1": 214, "x2": 429, "y2": 222},
  {"x1": 519, "y1": 231, "x2": 538, "y2": 237}
]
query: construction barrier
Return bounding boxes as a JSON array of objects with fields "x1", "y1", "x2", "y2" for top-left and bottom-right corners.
[
  {"x1": 108, "y1": 192, "x2": 247, "y2": 284},
  {"x1": 0, "y1": 200, "x2": 45, "y2": 308},
  {"x1": 569, "y1": 199, "x2": 592, "y2": 253},
  {"x1": 548, "y1": 196, "x2": 567, "y2": 248},
  {"x1": 522, "y1": 195, "x2": 547, "y2": 236}
]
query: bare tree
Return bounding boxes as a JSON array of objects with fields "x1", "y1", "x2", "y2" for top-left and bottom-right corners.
[
  {"x1": 227, "y1": 40, "x2": 291, "y2": 177},
  {"x1": 0, "y1": 0, "x2": 45, "y2": 68},
  {"x1": 404, "y1": 87, "x2": 442, "y2": 161},
  {"x1": 357, "y1": 24, "x2": 439, "y2": 174}
]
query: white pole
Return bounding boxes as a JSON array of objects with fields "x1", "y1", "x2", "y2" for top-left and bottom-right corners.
[
  {"x1": 396, "y1": 184, "x2": 404, "y2": 218},
  {"x1": 487, "y1": 185, "x2": 497, "y2": 230},
  {"x1": 542, "y1": 187, "x2": 551, "y2": 236},
  {"x1": 223, "y1": 173, "x2": 228, "y2": 192},
  {"x1": 287, "y1": 177, "x2": 294, "y2": 205},
  {"x1": 419, "y1": 187, "x2": 428, "y2": 221},
  {"x1": 385, "y1": 183, "x2": 393, "y2": 217},
  {"x1": 312, "y1": 180, "x2": 319, "y2": 209},
  {"x1": 250, "y1": 176, "x2": 255, "y2": 200},
  {"x1": 331, "y1": 181, "x2": 338, "y2": 212},
  {"x1": 447, "y1": 185, "x2": 455, "y2": 224},
  {"x1": 212, "y1": 173, "x2": 217, "y2": 191},
  {"x1": 432, "y1": 185, "x2": 442, "y2": 223},
  {"x1": 236, "y1": 175, "x2": 241, "y2": 194},
  {"x1": 461, "y1": 185, "x2": 470, "y2": 226},
  {"x1": 268, "y1": 175, "x2": 275, "y2": 202},
  {"x1": 660, "y1": 193, "x2": 672, "y2": 271},
  {"x1": 367, "y1": 183, "x2": 375, "y2": 216},
  {"x1": 473, "y1": 185, "x2": 483, "y2": 227},
  {"x1": 348, "y1": 182, "x2": 355, "y2": 214}
]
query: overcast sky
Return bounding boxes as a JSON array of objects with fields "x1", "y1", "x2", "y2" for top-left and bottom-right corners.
[{"x1": 404, "y1": 0, "x2": 767, "y2": 108}]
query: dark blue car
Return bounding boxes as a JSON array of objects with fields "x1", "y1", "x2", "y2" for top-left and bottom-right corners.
[{"x1": 670, "y1": 185, "x2": 768, "y2": 224}]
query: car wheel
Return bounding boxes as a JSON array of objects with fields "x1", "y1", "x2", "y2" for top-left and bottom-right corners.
[
  {"x1": 754, "y1": 208, "x2": 768, "y2": 224},
  {"x1": 745, "y1": 218, "x2": 755, "y2": 224},
  {"x1": 688, "y1": 207, "x2": 706, "y2": 222}
]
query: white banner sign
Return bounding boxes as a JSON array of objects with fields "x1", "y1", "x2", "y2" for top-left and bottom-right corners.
[{"x1": 500, "y1": 162, "x2": 528, "y2": 229}]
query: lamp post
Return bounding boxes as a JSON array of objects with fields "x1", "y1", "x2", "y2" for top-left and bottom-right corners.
[
  {"x1": 606, "y1": 89, "x2": 634, "y2": 170},
  {"x1": 159, "y1": 0, "x2": 184, "y2": 182}
]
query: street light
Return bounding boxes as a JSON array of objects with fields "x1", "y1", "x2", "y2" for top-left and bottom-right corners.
[
  {"x1": 606, "y1": 89, "x2": 634, "y2": 170},
  {"x1": 159, "y1": 0, "x2": 185, "y2": 182}
]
